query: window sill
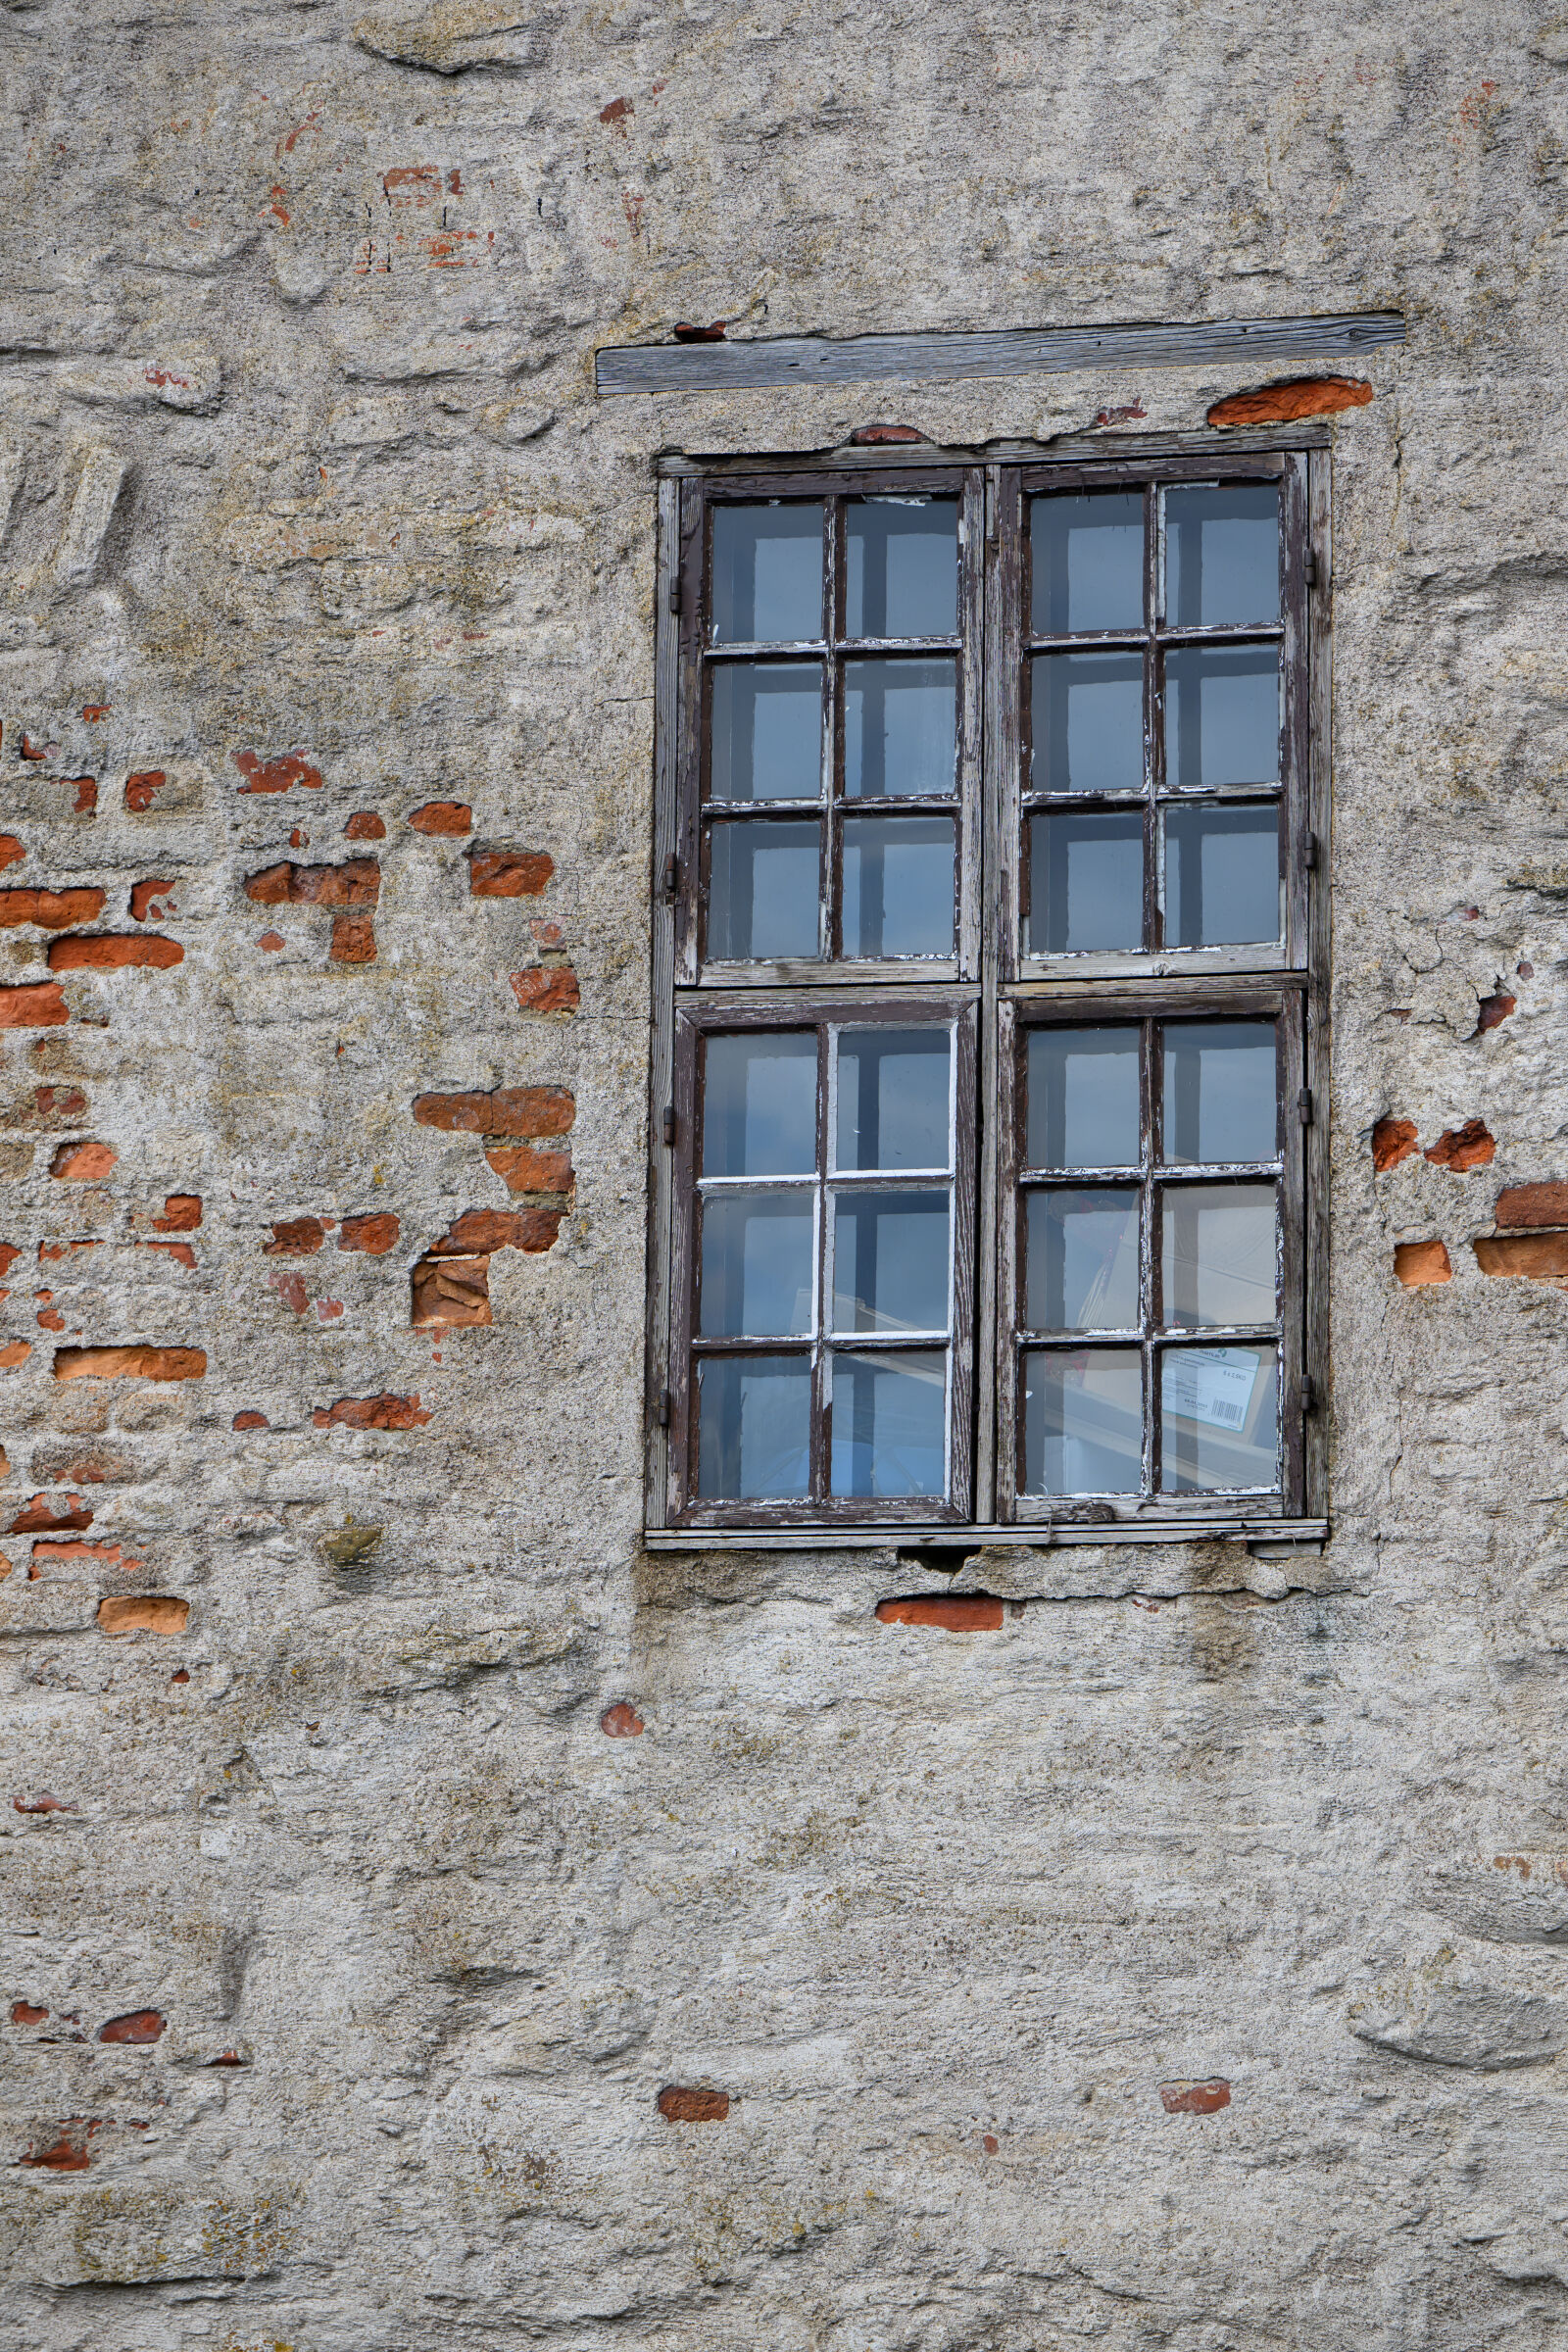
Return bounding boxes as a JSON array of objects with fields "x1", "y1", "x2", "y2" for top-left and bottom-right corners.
[{"x1": 643, "y1": 1517, "x2": 1328, "y2": 1556}]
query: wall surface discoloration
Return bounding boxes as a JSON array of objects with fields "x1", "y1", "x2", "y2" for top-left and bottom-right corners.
[{"x1": 1, "y1": 4, "x2": 1567, "y2": 2345}]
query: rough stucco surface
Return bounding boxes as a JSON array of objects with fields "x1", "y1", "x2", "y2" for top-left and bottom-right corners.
[{"x1": 2, "y1": 2, "x2": 1568, "y2": 2345}]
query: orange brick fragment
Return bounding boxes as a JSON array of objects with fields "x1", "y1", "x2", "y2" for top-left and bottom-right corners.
[
  {"x1": 152, "y1": 1194, "x2": 201, "y2": 1232},
  {"x1": 50, "y1": 1141, "x2": 116, "y2": 1181},
  {"x1": 123, "y1": 770, "x2": 167, "y2": 812},
  {"x1": 267, "y1": 1217, "x2": 324, "y2": 1255},
  {"x1": 313, "y1": 1393, "x2": 431, "y2": 1431},
  {"x1": 1474, "y1": 1233, "x2": 1568, "y2": 1285},
  {"x1": 344, "y1": 810, "x2": 386, "y2": 840},
  {"x1": 469, "y1": 848, "x2": 553, "y2": 898},
  {"x1": 1494, "y1": 1183, "x2": 1568, "y2": 1229},
  {"x1": 49, "y1": 934, "x2": 183, "y2": 971},
  {"x1": 1425, "y1": 1120, "x2": 1495, "y2": 1171},
  {"x1": 409, "y1": 801, "x2": 472, "y2": 835},
  {"x1": 0, "y1": 888, "x2": 104, "y2": 929},
  {"x1": 657, "y1": 2085, "x2": 729, "y2": 2122},
  {"x1": 0, "y1": 983, "x2": 68, "y2": 1027},
  {"x1": 484, "y1": 1143, "x2": 574, "y2": 1196},
  {"x1": 414, "y1": 1087, "x2": 574, "y2": 1137},
  {"x1": 509, "y1": 965, "x2": 580, "y2": 1016},
  {"x1": 411, "y1": 1254, "x2": 491, "y2": 1327},
  {"x1": 875, "y1": 1593, "x2": 1004, "y2": 1632},
  {"x1": 55, "y1": 1347, "x2": 206, "y2": 1382},
  {"x1": 338, "y1": 1213, "x2": 400, "y2": 1254},
  {"x1": 1159, "y1": 2079, "x2": 1232, "y2": 2114},
  {"x1": 0, "y1": 835, "x2": 22, "y2": 871},
  {"x1": 329, "y1": 912, "x2": 376, "y2": 962},
  {"x1": 1394, "y1": 1239, "x2": 1451, "y2": 1287},
  {"x1": 98, "y1": 1594, "x2": 189, "y2": 1635},
  {"x1": 0, "y1": 1340, "x2": 32, "y2": 1369},
  {"x1": 233, "y1": 749, "x2": 322, "y2": 794},
  {"x1": 1207, "y1": 377, "x2": 1372, "y2": 426},
  {"x1": 431, "y1": 1207, "x2": 561, "y2": 1255},
  {"x1": 128, "y1": 879, "x2": 176, "y2": 922}
]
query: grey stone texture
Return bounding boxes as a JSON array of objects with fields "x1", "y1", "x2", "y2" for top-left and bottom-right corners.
[{"x1": 0, "y1": 2, "x2": 1566, "y2": 2346}]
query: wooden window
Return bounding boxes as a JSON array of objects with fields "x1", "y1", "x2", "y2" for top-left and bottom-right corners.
[{"x1": 649, "y1": 443, "x2": 1327, "y2": 1540}]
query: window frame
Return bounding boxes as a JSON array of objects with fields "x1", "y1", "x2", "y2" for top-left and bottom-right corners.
[{"x1": 647, "y1": 435, "x2": 1330, "y2": 1545}]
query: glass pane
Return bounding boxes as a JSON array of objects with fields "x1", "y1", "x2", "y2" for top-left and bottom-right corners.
[
  {"x1": 1161, "y1": 1184, "x2": 1277, "y2": 1329},
  {"x1": 829, "y1": 1348, "x2": 946, "y2": 1496},
  {"x1": 1164, "y1": 484, "x2": 1280, "y2": 627},
  {"x1": 841, "y1": 816, "x2": 955, "y2": 957},
  {"x1": 1025, "y1": 1188, "x2": 1140, "y2": 1332},
  {"x1": 836, "y1": 1030, "x2": 951, "y2": 1171},
  {"x1": 1163, "y1": 802, "x2": 1280, "y2": 947},
  {"x1": 1165, "y1": 647, "x2": 1279, "y2": 790},
  {"x1": 1023, "y1": 1348, "x2": 1143, "y2": 1494},
  {"x1": 708, "y1": 820, "x2": 820, "y2": 960},
  {"x1": 1160, "y1": 1343, "x2": 1278, "y2": 1492},
  {"x1": 697, "y1": 1354, "x2": 810, "y2": 1499},
  {"x1": 845, "y1": 659, "x2": 956, "y2": 799},
  {"x1": 710, "y1": 664, "x2": 821, "y2": 802},
  {"x1": 832, "y1": 1192, "x2": 949, "y2": 1335},
  {"x1": 845, "y1": 499, "x2": 958, "y2": 638},
  {"x1": 1030, "y1": 809, "x2": 1144, "y2": 954},
  {"x1": 1032, "y1": 653, "x2": 1144, "y2": 795},
  {"x1": 710, "y1": 503, "x2": 822, "y2": 643},
  {"x1": 703, "y1": 1034, "x2": 817, "y2": 1176},
  {"x1": 700, "y1": 1192, "x2": 813, "y2": 1337},
  {"x1": 1026, "y1": 1028, "x2": 1141, "y2": 1170},
  {"x1": 1162, "y1": 1022, "x2": 1276, "y2": 1166},
  {"x1": 1031, "y1": 492, "x2": 1144, "y2": 634}
]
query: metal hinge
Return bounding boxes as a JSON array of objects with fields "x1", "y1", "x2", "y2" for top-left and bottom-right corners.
[
  {"x1": 668, "y1": 572, "x2": 682, "y2": 614},
  {"x1": 1298, "y1": 1087, "x2": 1313, "y2": 1125},
  {"x1": 1304, "y1": 550, "x2": 1319, "y2": 589},
  {"x1": 661, "y1": 851, "x2": 678, "y2": 900},
  {"x1": 1300, "y1": 1374, "x2": 1317, "y2": 1415},
  {"x1": 1303, "y1": 831, "x2": 1318, "y2": 870},
  {"x1": 662, "y1": 1102, "x2": 676, "y2": 1147},
  {"x1": 656, "y1": 1389, "x2": 671, "y2": 1428}
]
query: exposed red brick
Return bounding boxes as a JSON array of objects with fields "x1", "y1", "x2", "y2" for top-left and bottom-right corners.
[
  {"x1": 9, "y1": 1494, "x2": 92, "y2": 1535},
  {"x1": 1494, "y1": 1183, "x2": 1568, "y2": 1229},
  {"x1": 145, "y1": 1240, "x2": 196, "y2": 1269},
  {"x1": 152, "y1": 1195, "x2": 201, "y2": 1232},
  {"x1": 97, "y1": 2009, "x2": 164, "y2": 2045},
  {"x1": 171, "y1": 1668, "x2": 190, "y2": 1683},
  {"x1": 233, "y1": 749, "x2": 322, "y2": 795},
  {"x1": 0, "y1": 835, "x2": 21, "y2": 871},
  {"x1": 11, "y1": 2001, "x2": 47, "y2": 2024},
  {"x1": 313, "y1": 1392, "x2": 431, "y2": 1431},
  {"x1": 1091, "y1": 401, "x2": 1148, "y2": 426},
  {"x1": 1159, "y1": 2079, "x2": 1231, "y2": 2114},
  {"x1": 315, "y1": 1297, "x2": 344, "y2": 1322},
  {"x1": 0, "y1": 1245, "x2": 17, "y2": 1279},
  {"x1": 62, "y1": 777, "x2": 97, "y2": 815},
  {"x1": 1476, "y1": 992, "x2": 1516, "y2": 1033},
  {"x1": 34, "y1": 1537, "x2": 143, "y2": 1572},
  {"x1": 409, "y1": 801, "x2": 472, "y2": 835},
  {"x1": 657, "y1": 2085, "x2": 729, "y2": 2122},
  {"x1": 344, "y1": 810, "x2": 386, "y2": 841},
  {"x1": 509, "y1": 965, "x2": 580, "y2": 1016},
  {"x1": 1475, "y1": 1233, "x2": 1568, "y2": 1285},
  {"x1": 12, "y1": 1792, "x2": 74, "y2": 1813},
  {"x1": 876, "y1": 1594, "x2": 1005, "y2": 1632},
  {"x1": 49, "y1": 1141, "x2": 116, "y2": 1181},
  {"x1": 19, "y1": 734, "x2": 47, "y2": 760},
  {"x1": 485, "y1": 1143, "x2": 575, "y2": 1196},
  {"x1": 338, "y1": 1212, "x2": 400, "y2": 1254},
  {"x1": 33, "y1": 1086, "x2": 86, "y2": 1118},
  {"x1": 81, "y1": 706, "x2": 109, "y2": 721},
  {"x1": 232, "y1": 1409, "x2": 270, "y2": 1431},
  {"x1": 1371, "y1": 1117, "x2": 1419, "y2": 1172},
  {"x1": 411, "y1": 1253, "x2": 491, "y2": 1328},
  {"x1": 258, "y1": 931, "x2": 284, "y2": 951},
  {"x1": 0, "y1": 1341, "x2": 32, "y2": 1369},
  {"x1": 267, "y1": 1217, "x2": 325, "y2": 1255},
  {"x1": 29, "y1": 1443, "x2": 129, "y2": 1483},
  {"x1": 270, "y1": 1270, "x2": 309, "y2": 1313},
  {"x1": 1207, "y1": 378, "x2": 1373, "y2": 426},
  {"x1": 1394, "y1": 1239, "x2": 1452, "y2": 1287},
  {"x1": 849, "y1": 422, "x2": 925, "y2": 444},
  {"x1": 55, "y1": 1347, "x2": 206, "y2": 1382},
  {"x1": 36, "y1": 1305, "x2": 65, "y2": 1332},
  {"x1": 531, "y1": 918, "x2": 565, "y2": 949},
  {"x1": 599, "y1": 94, "x2": 632, "y2": 128},
  {"x1": 128, "y1": 879, "x2": 176, "y2": 922},
  {"x1": 329, "y1": 912, "x2": 376, "y2": 963},
  {"x1": 1425, "y1": 1119, "x2": 1495, "y2": 1171},
  {"x1": 431, "y1": 1207, "x2": 562, "y2": 1254},
  {"x1": 288, "y1": 828, "x2": 310, "y2": 851},
  {"x1": 414, "y1": 1087, "x2": 575, "y2": 1138},
  {"x1": 601, "y1": 1700, "x2": 644, "y2": 1737},
  {"x1": 982, "y1": 2132, "x2": 1000, "y2": 2153},
  {"x1": 673, "y1": 318, "x2": 727, "y2": 341},
  {"x1": 0, "y1": 983, "x2": 68, "y2": 1028},
  {"x1": 49, "y1": 934, "x2": 183, "y2": 971},
  {"x1": 20, "y1": 2123, "x2": 93, "y2": 2170},
  {"x1": 98, "y1": 1594, "x2": 189, "y2": 1635},
  {"x1": 243, "y1": 858, "x2": 379, "y2": 908},
  {"x1": 123, "y1": 770, "x2": 168, "y2": 812},
  {"x1": 0, "y1": 888, "x2": 105, "y2": 929},
  {"x1": 469, "y1": 848, "x2": 554, "y2": 898}
]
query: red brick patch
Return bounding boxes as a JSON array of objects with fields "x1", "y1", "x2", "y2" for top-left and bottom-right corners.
[
  {"x1": 1371, "y1": 1117, "x2": 1419, "y2": 1172},
  {"x1": 234, "y1": 749, "x2": 322, "y2": 795},
  {"x1": 339, "y1": 1212, "x2": 400, "y2": 1254},
  {"x1": 601, "y1": 1701, "x2": 644, "y2": 1737},
  {"x1": 1159, "y1": 2079, "x2": 1231, "y2": 2114},
  {"x1": 469, "y1": 848, "x2": 553, "y2": 898},
  {"x1": 1207, "y1": 378, "x2": 1372, "y2": 426},
  {"x1": 1494, "y1": 1183, "x2": 1568, "y2": 1228},
  {"x1": 414, "y1": 1087, "x2": 574, "y2": 1137},
  {"x1": 875, "y1": 1594, "x2": 1004, "y2": 1632},
  {"x1": 313, "y1": 1393, "x2": 431, "y2": 1431},
  {"x1": 509, "y1": 965, "x2": 580, "y2": 1015},
  {"x1": 97, "y1": 2009, "x2": 164, "y2": 2045},
  {"x1": 1395, "y1": 1239, "x2": 1451, "y2": 1287},
  {"x1": 409, "y1": 801, "x2": 472, "y2": 835},
  {"x1": 1474, "y1": 1233, "x2": 1568, "y2": 1284},
  {"x1": 0, "y1": 888, "x2": 105, "y2": 929},
  {"x1": 1425, "y1": 1120, "x2": 1494, "y2": 1171},
  {"x1": 55, "y1": 1347, "x2": 206, "y2": 1382},
  {"x1": 0, "y1": 983, "x2": 69, "y2": 1028},
  {"x1": 123, "y1": 770, "x2": 168, "y2": 812},
  {"x1": 657, "y1": 2085, "x2": 729, "y2": 2122},
  {"x1": 49, "y1": 934, "x2": 183, "y2": 971}
]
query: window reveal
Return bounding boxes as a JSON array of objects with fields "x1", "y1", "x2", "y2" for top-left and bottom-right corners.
[{"x1": 655, "y1": 448, "x2": 1321, "y2": 1534}]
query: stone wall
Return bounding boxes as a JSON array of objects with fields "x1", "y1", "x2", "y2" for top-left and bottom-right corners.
[{"x1": 4, "y1": 4, "x2": 1568, "y2": 2345}]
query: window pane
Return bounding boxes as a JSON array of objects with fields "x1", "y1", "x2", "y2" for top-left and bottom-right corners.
[
  {"x1": 1032, "y1": 652, "x2": 1144, "y2": 795},
  {"x1": 1031, "y1": 492, "x2": 1144, "y2": 634},
  {"x1": 844, "y1": 659, "x2": 956, "y2": 799},
  {"x1": 697, "y1": 1354, "x2": 811, "y2": 1498},
  {"x1": 703, "y1": 1034, "x2": 817, "y2": 1176},
  {"x1": 710, "y1": 664, "x2": 821, "y2": 802},
  {"x1": 829, "y1": 1349, "x2": 946, "y2": 1496},
  {"x1": 1025, "y1": 1188, "x2": 1140, "y2": 1331},
  {"x1": 836, "y1": 1030, "x2": 951, "y2": 1171},
  {"x1": 1165, "y1": 647, "x2": 1279, "y2": 790},
  {"x1": 1026, "y1": 1028, "x2": 1141, "y2": 1170},
  {"x1": 1161, "y1": 1184, "x2": 1277, "y2": 1329},
  {"x1": 710, "y1": 503, "x2": 822, "y2": 643},
  {"x1": 1162, "y1": 802, "x2": 1280, "y2": 947},
  {"x1": 1162, "y1": 1022, "x2": 1276, "y2": 1165},
  {"x1": 1160, "y1": 1343, "x2": 1278, "y2": 1492},
  {"x1": 845, "y1": 498, "x2": 958, "y2": 638},
  {"x1": 841, "y1": 816, "x2": 955, "y2": 957},
  {"x1": 1023, "y1": 1348, "x2": 1143, "y2": 1494},
  {"x1": 1030, "y1": 809, "x2": 1144, "y2": 953},
  {"x1": 832, "y1": 1192, "x2": 949, "y2": 1335},
  {"x1": 700, "y1": 1193, "x2": 814, "y2": 1337},
  {"x1": 708, "y1": 820, "x2": 820, "y2": 960},
  {"x1": 1164, "y1": 484, "x2": 1280, "y2": 627}
]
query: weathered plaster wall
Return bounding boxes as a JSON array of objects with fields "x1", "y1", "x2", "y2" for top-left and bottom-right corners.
[{"x1": 3, "y1": 3, "x2": 1568, "y2": 2345}]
